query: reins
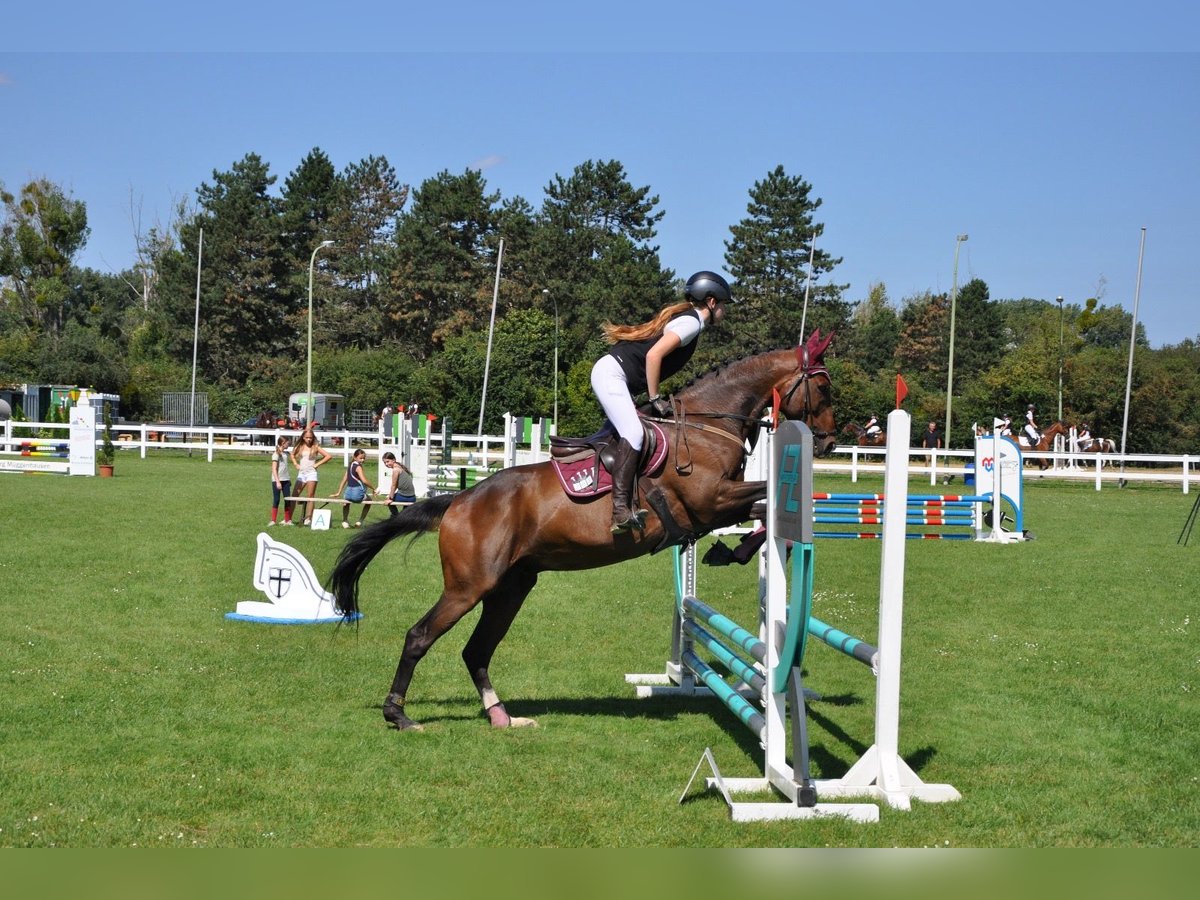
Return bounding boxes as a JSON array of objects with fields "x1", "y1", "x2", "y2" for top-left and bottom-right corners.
[{"x1": 645, "y1": 341, "x2": 837, "y2": 475}]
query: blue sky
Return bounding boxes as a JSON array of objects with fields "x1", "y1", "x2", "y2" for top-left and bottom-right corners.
[{"x1": 2, "y1": 3, "x2": 1197, "y2": 347}]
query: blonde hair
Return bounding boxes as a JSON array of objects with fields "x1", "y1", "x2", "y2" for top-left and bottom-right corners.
[{"x1": 602, "y1": 301, "x2": 694, "y2": 344}]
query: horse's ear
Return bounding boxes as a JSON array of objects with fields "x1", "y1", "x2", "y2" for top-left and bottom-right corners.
[
  {"x1": 797, "y1": 328, "x2": 822, "y2": 367},
  {"x1": 812, "y1": 329, "x2": 836, "y2": 360}
]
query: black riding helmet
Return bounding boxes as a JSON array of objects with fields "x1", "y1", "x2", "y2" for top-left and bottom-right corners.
[{"x1": 685, "y1": 271, "x2": 734, "y2": 305}]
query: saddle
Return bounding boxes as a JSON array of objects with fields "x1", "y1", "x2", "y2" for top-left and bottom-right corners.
[{"x1": 549, "y1": 420, "x2": 668, "y2": 499}]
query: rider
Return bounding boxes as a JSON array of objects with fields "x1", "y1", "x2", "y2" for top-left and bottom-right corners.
[
  {"x1": 999, "y1": 414, "x2": 1013, "y2": 437},
  {"x1": 863, "y1": 414, "x2": 881, "y2": 437},
  {"x1": 590, "y1": 270, "x2": 734, "y2": 533},
  {"x1": 1024, "y1": 404, "x2": 1041, "y2": 447},
  {"x1": 1077, "y1": 422, "x2": 1094, "y2": 451}
]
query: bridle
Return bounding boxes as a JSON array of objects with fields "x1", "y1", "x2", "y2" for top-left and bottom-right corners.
[
  {"x1": 778, "y1": 344, "x2": 836, "y2": 442},
  {"x1": 651, "y1": 345, "x2": 836, "y2": 473}
]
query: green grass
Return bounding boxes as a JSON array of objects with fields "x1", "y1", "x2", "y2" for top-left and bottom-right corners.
[{"x1": 0, "y1": 455, "x2": 1197, "y2": 846}]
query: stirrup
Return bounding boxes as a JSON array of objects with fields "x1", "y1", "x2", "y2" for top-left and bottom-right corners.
[{"x1": 611, "y1": 509, "x2": 647, "y2": 533}]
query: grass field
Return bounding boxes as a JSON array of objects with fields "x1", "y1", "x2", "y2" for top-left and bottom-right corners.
[{"x1": 0, "y1": 453, "x2": 1197, "y2": 847}]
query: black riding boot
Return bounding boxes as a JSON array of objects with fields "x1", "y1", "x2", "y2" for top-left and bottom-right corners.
[{"x1": 609, "y1": 438, "x2": 647, "y2": 533}]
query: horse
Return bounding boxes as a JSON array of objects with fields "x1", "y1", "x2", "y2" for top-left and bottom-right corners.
[
  {"x1": 253, "y1": 410, "x2": 275, "y2": 446},
  {"x1": 1075, "y1": 432, "x2": 1116, "y2": 466},
  {"x1": 328, "y1": 330, "x2": 839, "y2": 732},
  {"x1": 1016, "y1": 421, "x2": 1068, "y2": 470},
  {"x1": 842, "y1": 422, "x2": 886, "y2": 447}
]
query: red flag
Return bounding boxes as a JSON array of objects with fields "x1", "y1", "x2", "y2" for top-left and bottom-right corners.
[{"x1": 895, "y1": 374, "x2": 908, "y2": 409}]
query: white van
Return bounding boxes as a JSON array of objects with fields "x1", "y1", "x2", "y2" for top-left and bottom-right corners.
[{"x1": 288, "y1": 392, "x2": 346, "y2": 429}]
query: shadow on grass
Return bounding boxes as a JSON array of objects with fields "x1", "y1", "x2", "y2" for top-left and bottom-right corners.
[{"x1": 357, "y1": 692, "x2": 947, "y2": 780}]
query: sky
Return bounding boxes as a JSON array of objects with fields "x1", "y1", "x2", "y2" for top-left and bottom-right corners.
[{"x1": 2, "y1": 3, "x2": 1198, "y2": 348}]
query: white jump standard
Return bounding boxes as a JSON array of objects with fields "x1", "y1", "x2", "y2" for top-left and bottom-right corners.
[{"x1": 628, "y1": 411, "x2": 960, "y2": 822}]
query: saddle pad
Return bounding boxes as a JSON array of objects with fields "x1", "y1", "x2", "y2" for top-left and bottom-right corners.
[{"x1": 550, "y1": 421, "x2": 668, "y2": 498}]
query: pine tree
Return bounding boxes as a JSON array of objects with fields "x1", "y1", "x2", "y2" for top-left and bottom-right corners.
[{"x1": 723, "y1": 165, "x2": 847, "y2": 355}]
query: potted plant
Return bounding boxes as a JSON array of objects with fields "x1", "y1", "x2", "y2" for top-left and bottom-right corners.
[{"x1": 98, "y1": 401, "x2": 116, "y2": 477}]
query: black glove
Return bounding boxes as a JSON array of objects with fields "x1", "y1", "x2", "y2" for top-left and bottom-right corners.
[{"x1": 649, "y1": 395, "x2": 672, "y2": 418}]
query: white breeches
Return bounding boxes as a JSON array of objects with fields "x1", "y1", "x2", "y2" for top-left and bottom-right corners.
[{"x1": 590, "y1": 354, "x2": 644, "y2": 450}]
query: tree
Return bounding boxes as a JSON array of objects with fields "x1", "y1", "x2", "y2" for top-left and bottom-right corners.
[
  {"x1": 946, "y1": 278, "x2": 1003, "y2": 391},
  {"x1": 893, "y1": 291, "x2": 948, "y2": 382},
  {"x1": 157, "y1": 153, "x2": 287, "y2": 385},
  {"x1": 1078, "y1": 298, "x2": 1147, "y2": 350},
  {"x1": 533, "y1": 159, "x2": 672, "y2": 365},
  {"x1": 0, "y1": 178, "x2": 91, "y2": 338},
  {"x1": 841, "y1": 282, "x2": 901, "y2": 376},
  {"x1": 724, "y1": 165, "x2": 847, "y2": 354},
  {"x1": 385, "y1": 168, "x2": 500, "y2": 357}
]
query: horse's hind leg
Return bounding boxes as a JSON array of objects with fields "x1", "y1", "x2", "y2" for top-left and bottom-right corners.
[
  {"x1": 462, "y1": 565, "x2": 538, "y2": 728},
  {"x1": 383, "y1": 591, "x2": 478, "y2": 732}
]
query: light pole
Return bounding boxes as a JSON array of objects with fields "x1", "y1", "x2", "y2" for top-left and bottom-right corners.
[
  {"x1": 307, "y1": 240, "x2": 335, "y2": 426},
  {"x1": 544, "y1": 289, "x2": 558, "y2": 432},
  {"x1": 1056, "y1": 295, "x2": 1065, "y2": 422},
  {"x1": 944, "y1": 233, "x2": 968, "y2": 449}
]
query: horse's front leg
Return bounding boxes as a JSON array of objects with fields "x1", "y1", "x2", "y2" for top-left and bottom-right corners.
[
  {"x1": 463, "y1": 567, "x2": 538, "y2": 729},
  {"x1": 712, "y1": 478, "x2": 768, "y2": 524}
]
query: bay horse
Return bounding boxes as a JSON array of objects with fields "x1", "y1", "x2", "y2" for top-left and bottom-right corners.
[
  {"x1": 842, "y1": 423, "x2": 886, "y2": 447},
  {"x1": 1017, "y1": 421, "x2": 1068, "y2": 470},
  {"x1": 329, "y1": 330, "x2": 839, "y2": 731}
]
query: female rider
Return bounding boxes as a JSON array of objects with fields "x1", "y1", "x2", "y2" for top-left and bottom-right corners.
[{"x1": 590, "y1": 270, "x2": 734, "y2": 532}]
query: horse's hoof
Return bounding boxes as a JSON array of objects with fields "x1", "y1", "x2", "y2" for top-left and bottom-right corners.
[
  {"x1": 385, "y1": 714, "x2": 425, "y2": 732},
  {"x1": 383, "y1": 704, "x2": 424, "y2": 732},
  {"x1": 486, "y1": 703, "x2": 537, "y2": 728}
]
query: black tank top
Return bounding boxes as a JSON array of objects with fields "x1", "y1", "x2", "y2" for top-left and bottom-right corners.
[{"x1": 607, "y1": 309, "x2": 702, "y2": 395}]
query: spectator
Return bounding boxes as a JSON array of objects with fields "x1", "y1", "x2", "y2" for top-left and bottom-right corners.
[
  {"x1": 920, "y1": 421, "x2": 942, "y2": 450},
  {"x1": 291, "y1": 431, "x2": 332, "y2": 526},
  {"x1": 268, "y1": 436, "x2": 295, "y2": 526},
  {"x1": 330, "y1": 448, "x2": 376, "y2": 528},
  {"x1": 382, "y1": 451, "x2": 417, "y2": 516}
]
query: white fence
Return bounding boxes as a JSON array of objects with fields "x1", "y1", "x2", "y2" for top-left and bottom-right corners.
[
  {"x1": 828, "y1": 444, "x2": 1198, "y2": 493},
  {"x1": 1, "y1": 413, "x2": 551, "y2": 498},
  {"x1": 3, "y1": 417, "x2": 1196, "y2": 494}
]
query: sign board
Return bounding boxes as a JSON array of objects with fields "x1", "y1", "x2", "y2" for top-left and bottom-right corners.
[
  {"x1": 771, "y1": 420, "x2": 813, "y2": 544},
  {"x1": 69, "y1": 403, "x2": 96, "y2": 476}
]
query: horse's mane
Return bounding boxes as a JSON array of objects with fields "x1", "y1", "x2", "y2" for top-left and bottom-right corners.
[{"x1": 675, "y1": 346, "x2": 793, "y2": 398}]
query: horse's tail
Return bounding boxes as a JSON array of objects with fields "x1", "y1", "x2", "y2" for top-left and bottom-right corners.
[{"x1": 328, "y1": 494, "x2": 453, "y2": 618}]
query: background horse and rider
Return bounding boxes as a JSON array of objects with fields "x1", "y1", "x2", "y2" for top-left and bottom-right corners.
[
  {"x1": 1016, "y1": 421, "x2": 1068, "y2": 470},
  {"x1": 329, "y1": 331, "x2": 839, "y2": 732},
  {"x1": 842, "y1": 422, "x2": 885, "y2": 447}
]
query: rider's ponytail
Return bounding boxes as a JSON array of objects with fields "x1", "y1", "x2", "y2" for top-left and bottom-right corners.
[{"x1": 602, "y1": 301, "x2": 693, "y2": 344}]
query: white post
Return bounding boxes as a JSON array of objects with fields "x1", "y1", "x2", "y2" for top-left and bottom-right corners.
[
  {"x1": 478, "y1": 238, "x2": 505, "y2": 436},
  {"x1": 831, "y1": 409, "x2": 961, "y2": 807},
  {"x1": 1120, "y1": 227, "x2": 1147, "y2": 472},
  {"x1": 189, "y1": 228, "x2": 203, "y2": 449}
]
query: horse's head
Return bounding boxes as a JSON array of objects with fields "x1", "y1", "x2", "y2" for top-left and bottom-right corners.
[{"x1": 777, "y1": 329, "x2": 837, "y2": 457}]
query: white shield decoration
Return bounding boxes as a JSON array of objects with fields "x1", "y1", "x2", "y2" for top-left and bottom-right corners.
[{"x1": 225, "y1": 532, "x2": 362, "y2": 624}]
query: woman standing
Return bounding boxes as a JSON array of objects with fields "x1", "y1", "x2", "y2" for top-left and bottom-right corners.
[
  {"x1": 590, "y1": 270, "x2": 734, "y2": 532},
  {"x1": 290, "y1": 431, "x2": 332, "y2": 525},
  {"x1": 268, "y1": 436, "x2": 294, "y2": 526}
]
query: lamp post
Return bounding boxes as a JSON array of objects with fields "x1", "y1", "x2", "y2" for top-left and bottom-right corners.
[
  {"x1": 944, "y1": 233, "x2": 968, "y2": 449},
  {"x1": 1056, "y1": 295, "x2": 1065, "y2": 422},
  {"x1": 307, "y1": 240, "x2": 335, "y2": 426},
  {"x1": 544, "y1": 289, "x2": 558, "y2": 433}
]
